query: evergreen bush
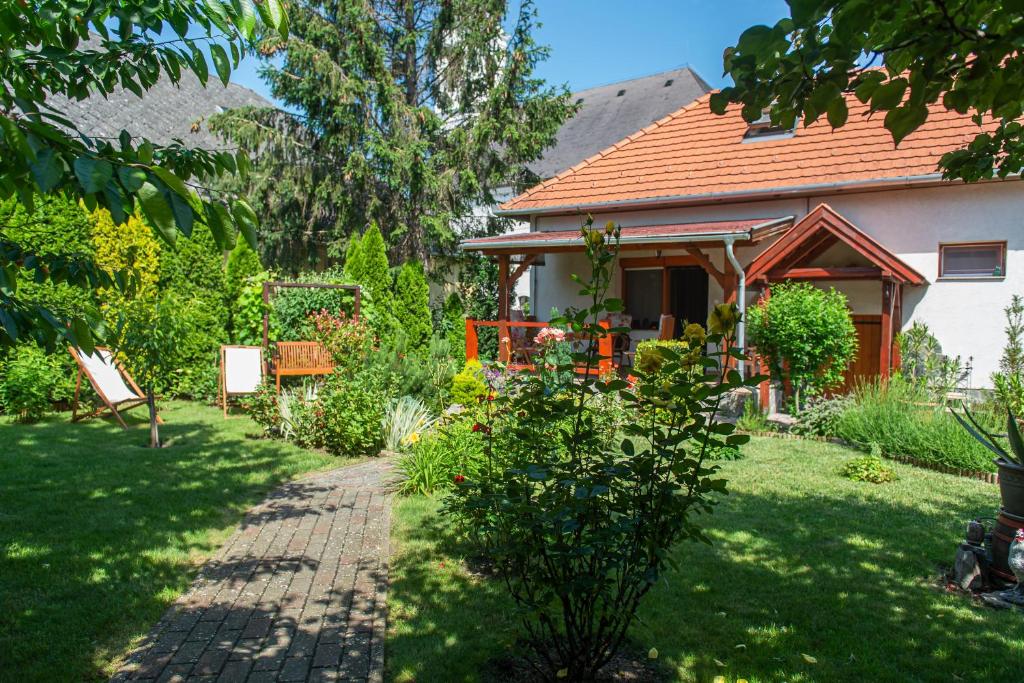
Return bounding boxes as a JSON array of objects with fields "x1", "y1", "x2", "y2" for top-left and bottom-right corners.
[{"x1": 394, "y1": 261, "x2": 432, "y2": 354}]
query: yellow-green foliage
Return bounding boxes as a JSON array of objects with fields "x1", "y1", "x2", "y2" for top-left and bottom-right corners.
[
  {"x1": 90, "y1": 208, "x2": 161, "y2": 299},
  {"x1": 451, "y1": 359, "x2": 487, "y2": 405},
  {"x1": 634, "y1": 339, "x2": 692, "y2": 375}
]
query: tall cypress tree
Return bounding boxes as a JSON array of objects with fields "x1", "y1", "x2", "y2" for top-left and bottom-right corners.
[
  {"x1": 211, "y1": 0, "x2": 573, "y2": 271},
  {"x1": 343, "y1": 234, "x2": 364, "y2": 283},
  {"x1": 395, "y1": 261, "x2": 432, "y2": 353}
]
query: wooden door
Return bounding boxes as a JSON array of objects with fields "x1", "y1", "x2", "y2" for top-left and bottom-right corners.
[{"x1": 840, "y1": 315, "x2": 881, "y2": 393}]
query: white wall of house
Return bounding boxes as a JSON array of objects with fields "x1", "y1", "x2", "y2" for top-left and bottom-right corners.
[{"x1": 525, "y1": 180, "x2": 1024, "y2": 388}]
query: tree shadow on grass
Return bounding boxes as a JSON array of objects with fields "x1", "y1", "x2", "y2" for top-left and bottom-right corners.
[
  {"x1": 0, "y1": 406, "x2": 342, "y2": 681},
  {"x1": 387, "y1": 481, "x2": 1022, "y2": 683}
]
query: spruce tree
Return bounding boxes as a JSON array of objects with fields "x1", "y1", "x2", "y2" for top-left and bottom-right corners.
[
  {"x1": 395, "y1": 261, "x2": 432, "y2": 354},
  {"x1": 210, "y1": 0, "x2": 574, "y2": 270}
]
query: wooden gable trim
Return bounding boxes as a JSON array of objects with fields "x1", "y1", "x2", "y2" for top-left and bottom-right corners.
[{"x1": 746, "y1": 203, "x2": 926, "y2": 286}]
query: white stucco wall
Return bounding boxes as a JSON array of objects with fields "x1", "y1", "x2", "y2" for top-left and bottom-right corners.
[{"x1": 526, "y1": 181, "x2": 1024, "y2": 388}]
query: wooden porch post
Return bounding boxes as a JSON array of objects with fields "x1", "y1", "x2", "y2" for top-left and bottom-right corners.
[
  {"x1": 497, "y1": 255, "x2": 510, "y2": 320},
  {"x1": 465, "y1": 319, "x2": 479, "y2": 362},
  {"x1": 880, "y1": 280, "x2": 894, "y2": 379}
]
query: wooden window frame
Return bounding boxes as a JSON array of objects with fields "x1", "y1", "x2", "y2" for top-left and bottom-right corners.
[{"x1": 937, "y1": 241, "x2": 1007, "y2": 280}]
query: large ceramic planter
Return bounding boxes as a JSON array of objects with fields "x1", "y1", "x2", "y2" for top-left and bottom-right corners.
[{"x1": 996, "y1": 458, "x2": 1024, "y2": 518}]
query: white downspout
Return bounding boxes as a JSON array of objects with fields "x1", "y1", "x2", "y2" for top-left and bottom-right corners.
[{"x1": 724, "y1": 238, "x2": 746, "y2": 378}]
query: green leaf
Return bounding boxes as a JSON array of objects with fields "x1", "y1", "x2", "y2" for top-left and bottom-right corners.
[
  {"x1": 1006, "y1": 412, "x2": 1024, "y2": 465},
  {"x1": 884, "y1": 104, "x2": 928, "y2": 146},
  {"x1": 117, "y1": 166, "x2": 147, "y2": 192},
  {"x1": 210, "y1": 43, "x2": 231, "y2": 86},
  {"x1": 138, "y1": 141, "x2": 154, "y2": 165},
  {"x1": 204, "y1": 201, "x2": 236, "y2": 249},
  {"x1": 137, "y1": 182, "x2": 177, "y2": 246},
  {"x1": 0, "y1": 116, "x2": 36, "y2": 163},
  {"x1": 826, "y1": 97, "x2": 848, "y2": 128},
  {"x1": 73, "y1": 157, "x2": 114, "y2": 193},
  {"x1": 870, "y1": 78, "x2": 908, "y2": 111},
  {"x1": 231, "y1": 198, "x2": 259, "y2": 250},
  {"x1": 258, "y1": 0, "x2": 288, "y2": 38},
  {"x1": 29, "y1": 148, "x2": 62, "y2": 192},
  {"x1": 70, "y1": 317, "x2": 95, "y2": 355},
  {"x1": 169, "y1": 192, "x2": 195, "y2": 237},
  {"x1": 151, "y1": 166, "x2": 191, "y2": 201}
]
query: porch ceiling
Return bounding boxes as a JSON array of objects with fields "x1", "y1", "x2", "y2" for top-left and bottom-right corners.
[{"x1": 459, "y1": 216, "x2": 794, "y2": 255}]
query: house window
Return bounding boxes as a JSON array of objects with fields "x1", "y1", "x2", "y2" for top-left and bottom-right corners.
[
  {"x1": 939, "y1": 242, "x2": 1006, "y2": 279},
  {"x1": 624, "y1": 269, "x2": 662, "y2": 330}
]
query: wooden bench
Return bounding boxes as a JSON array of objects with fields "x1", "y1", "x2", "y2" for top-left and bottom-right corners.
[{"x1": 272, "y1": 341, "x2": 334, "y2": 394}]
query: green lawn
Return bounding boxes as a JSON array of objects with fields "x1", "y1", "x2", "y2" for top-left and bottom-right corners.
[
  {"x1": 0, "y1": 402, "x2": 340, "y2": 682},
  {"x1": 386, "y1": 437, "x2": 1024, "y2": 682}
]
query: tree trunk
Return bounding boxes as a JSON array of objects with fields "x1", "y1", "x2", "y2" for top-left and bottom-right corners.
[{"x1": 147, "y1": 388, "x2": 160, "y2": 448}]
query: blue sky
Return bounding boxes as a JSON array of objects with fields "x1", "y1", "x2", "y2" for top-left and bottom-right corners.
[{"x1": 229, "y1": 0, "x2": 791, "y2": 104}]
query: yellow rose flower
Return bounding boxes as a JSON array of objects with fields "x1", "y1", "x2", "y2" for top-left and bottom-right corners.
[
  {"x1": 683, "y1": 322, "x2": 706, "y2": 344},
  {"x1": 707, "y1": 303, "x2": 738, "y2": 335}
]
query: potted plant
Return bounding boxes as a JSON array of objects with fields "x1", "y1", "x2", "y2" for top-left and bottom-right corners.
[{"x1": 954, "y1": 405, "x2": 1024, "y2": 517}]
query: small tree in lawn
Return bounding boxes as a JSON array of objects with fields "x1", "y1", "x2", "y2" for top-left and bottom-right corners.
[
  {"x1": 446, "y1": 219, "x2": 762, "y2": 679},
  {"x1": 394, "y1": 261, "x2": 432, "y2": 354},
  {"x1": 747, "y1": 281, "x2": 858, "y2": 411},
  {"x1": 115, "y1": 295, "x2": 185, "y2": 448}
]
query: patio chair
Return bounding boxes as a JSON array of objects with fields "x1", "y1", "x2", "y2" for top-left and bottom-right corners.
[
  {"x1": 220, "y1": 345, "x2": 264, "y2": 418},
  {"x1": 623, "y1": 314, "x2": 675, "y2": 366},
  {"x1": 68, "y1": 346, "x2": 159, "y2": 429}
]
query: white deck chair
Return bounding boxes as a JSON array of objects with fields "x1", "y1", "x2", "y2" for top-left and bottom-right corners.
[
  {"x1": 220, "y1": 345, "x2": 264, "y2": 417},
  {"x1": 69, "y1": 346, "x2": 157, "y2": 428}
]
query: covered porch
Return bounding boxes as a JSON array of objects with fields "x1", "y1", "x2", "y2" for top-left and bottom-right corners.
[{"x1": 459, "y1": 216, "x2": 795, "y2": 372}]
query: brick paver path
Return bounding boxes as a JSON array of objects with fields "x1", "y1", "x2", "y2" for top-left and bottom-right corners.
[{"x1": 112, "y1": 459, "x2": 396, "y2": 683}]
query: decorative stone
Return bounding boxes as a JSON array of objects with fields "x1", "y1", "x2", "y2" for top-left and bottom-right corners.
[
  {"x1": 954, "y1": 544, "x2": 982, "y2": 591},
  {"x1": 718, "y1": 387, "x2": 753, "y2": 419}
]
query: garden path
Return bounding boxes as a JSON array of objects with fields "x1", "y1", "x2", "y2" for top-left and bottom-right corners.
[{"x1": 111, "y1": 458, "x2": 397, "y2": 683}]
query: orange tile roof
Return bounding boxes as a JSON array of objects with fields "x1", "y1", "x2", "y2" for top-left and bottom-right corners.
[{"x1": 500, "y1": 92, "x2": 999, "y2": 214}]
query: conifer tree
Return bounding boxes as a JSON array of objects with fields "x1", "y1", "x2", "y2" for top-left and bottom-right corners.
[
  {"x1": 358, "y1": 224, "x2": 393, "y2": 311},
  {"x1": 211, "y1": 0, "x2": 573, "y2": 271},
  {"x1": 395, "y1": 261, "x2": 432, "y2": 353},
  {"x1": 344, "y1": 234, "x2": 364, "y2": 283}
]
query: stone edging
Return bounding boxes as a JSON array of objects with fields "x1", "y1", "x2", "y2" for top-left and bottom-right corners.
[{"x1": 738, "y1": 430, "x2": 999, "y2": 484}]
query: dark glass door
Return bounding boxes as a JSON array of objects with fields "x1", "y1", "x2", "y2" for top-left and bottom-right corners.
[{"x1": 669, "y1": 266, "x2": 708, "y2": 336}]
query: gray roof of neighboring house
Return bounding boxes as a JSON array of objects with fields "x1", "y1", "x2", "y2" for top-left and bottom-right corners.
[
  {"x1": 45, "y1": 42, "x2": 271, "y2": 149},
  {"x1": 528, "y1": 66, "x2": 712, "y2": 179}
]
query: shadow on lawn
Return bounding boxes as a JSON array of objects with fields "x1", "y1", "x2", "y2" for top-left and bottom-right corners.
[
  {"x1": 0, "y1": 408, "x2": 338, "y2": 681},
  {"x1": 388, "y1": 484, "x2": 1021, "y2": 682}
]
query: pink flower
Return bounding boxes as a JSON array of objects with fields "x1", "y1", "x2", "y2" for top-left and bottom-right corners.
[{"x1": 535, "y1": 327, "x2": 566, "y2": 345}]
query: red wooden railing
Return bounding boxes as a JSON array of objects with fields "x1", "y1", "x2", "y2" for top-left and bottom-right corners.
[{"x1": 465, "y1": 319, "x2": 614, "y2": 375}]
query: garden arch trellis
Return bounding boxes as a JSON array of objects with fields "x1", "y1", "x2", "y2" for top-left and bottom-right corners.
[{"x1": 261, "y1": 281, "x2": 361, "y2": 390}]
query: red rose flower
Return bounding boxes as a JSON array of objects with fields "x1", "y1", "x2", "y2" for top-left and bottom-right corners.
[
  {"x1": 472, "y1": 423, "x2": 482, "y2": 432},
  {"x1": 454, "y1": 474, "x2": 466, "y2": 484}
]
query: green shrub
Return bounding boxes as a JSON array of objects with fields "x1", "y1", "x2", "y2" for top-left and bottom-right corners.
[
  {"x1": 343, "y1": 234, "x2": 363, "y2": 281},
  {"x1": 792, "y1": 395, "x2": 851, "y2": 437},
  {"x1": 0, "y1": 344, "x2": 73, "y2": 422},
  {"x1": 441, "y1": 291, "x2": 466, "y2": 365},
  {"x1": 993, "y1": 294, "x2": 1024, "y2": 414},
  {"x1": 443, "y1": 219, "x2": 759, "y2": 678},
  {"x1": 243, "y1": 384, "x2": 281, "y2": 437},
  {"x1": 835, "y1": 377, "x2": 997, "y2": 471},
  {"x1": 747, "y1": 282, "x2": 858, "y2": 410},
  {"x1": 634, "y1": 339, "x2": 691, "y2": 375},
  {"x1": 897, "y1": 321, "x2": 967, "y2": 399},
  {"x1": 394, "y1": 261, "x2": 432, "y2": 354},
  {"x1": 314, "y1": 373, "x2": 388, "y2": 457},
  {"x1": 450, "y1": 359, "x2": 487, "y2": 405},
  {"x1": 224, "y1": 239, "x2": 263, "y2": 341},
  {"x1": 398, "y1": 414, "x2": 486, "y2": 496},
  {"x1": 234, "y1": 274, "x2": 271, "y2": 345},
  {"x1": 736, "y1": 398, "x2": 774, "y2": 432},
  {"x1": 270, "y1": 270, "x2": 359, "y2": 341},
  {"x1": 841, "y1": 447, "x2": 898, "y2": 484}
]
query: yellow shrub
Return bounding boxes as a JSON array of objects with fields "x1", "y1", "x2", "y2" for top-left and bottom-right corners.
[{"x1": 90, "y1": 208, "x2": 161, "y2": 299}]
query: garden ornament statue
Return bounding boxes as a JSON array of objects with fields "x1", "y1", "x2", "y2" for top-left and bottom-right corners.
[{"x1": 982, "y1": 528, "x2": 1024, "y2": 608}]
